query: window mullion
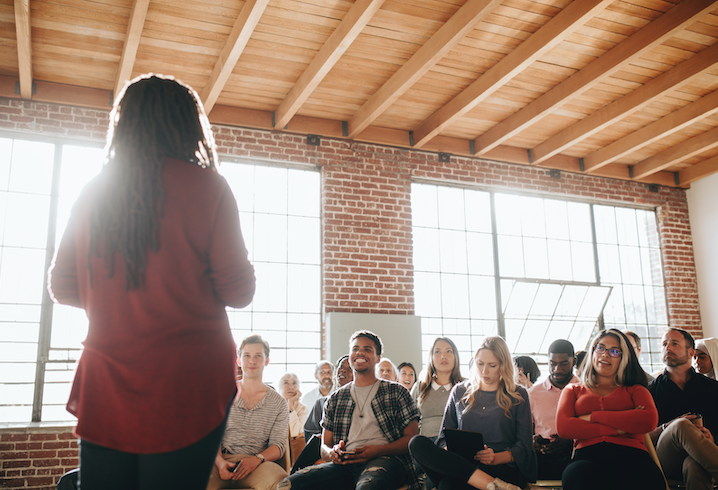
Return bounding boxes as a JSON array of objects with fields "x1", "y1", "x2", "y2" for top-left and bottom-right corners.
[
  {"x1": 489, "y1": 192, "x2": 504, "y2": 338},
  {"x1": 32, "y1": 144, "x2": 63, "y2": 422}
]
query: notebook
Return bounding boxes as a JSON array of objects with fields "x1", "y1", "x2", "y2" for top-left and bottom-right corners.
[{"x1": 444, "y1": 428, "x2": 485, "y2": 463}]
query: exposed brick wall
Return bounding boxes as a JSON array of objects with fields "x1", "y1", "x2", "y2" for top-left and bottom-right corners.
[
  {"x1": 0, "y1": 94, "x2": 704, "y2": 488},
  {"x1": 0, "y1": 427, "x2": 77, "y2": 489}
]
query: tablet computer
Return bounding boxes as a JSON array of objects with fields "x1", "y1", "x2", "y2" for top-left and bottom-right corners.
[{"x1": 444, "y1": 428, "x2": 484, "y2": 463}]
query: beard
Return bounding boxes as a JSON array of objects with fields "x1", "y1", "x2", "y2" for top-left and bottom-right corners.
[{"x1": 663, "y1": 352, "x2": 690, "y2": 367}]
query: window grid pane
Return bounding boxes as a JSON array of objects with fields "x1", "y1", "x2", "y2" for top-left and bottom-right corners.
[
  {"x1": 221, "y1": 161, "x2": 321, "y2": 387},
  {"x1": 412, "y1": 183, "x2": 667, "y2": 380}
]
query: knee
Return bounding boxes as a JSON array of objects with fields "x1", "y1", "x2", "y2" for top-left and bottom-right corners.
[
  {"x1": 682, "y1": 456, "x2": 711, "y2": 484},
  {"x1": 408, "y1": 434, "x2": 431, "y2": 457},
  {"x1": 562, "y1": 461, "x2": 600, "y2": 490},
  {"x1": 277, "y1": 477, "x2": 293, "y2": 490}
]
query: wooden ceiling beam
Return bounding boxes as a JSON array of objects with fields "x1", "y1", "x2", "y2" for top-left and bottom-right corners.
[
  {"x1": 273, "y1": 0, "x2": 385, "y2": 130},
  {"x1": 474, "y1": 0, "x2": 717, "y2": 155},
  {"x1": 346, "y1": 0, "x2": 503, "y2": 139},
  {"x1": 201, "y1": 0, "x2": 270, "y2": 114},
  {"x1": 583, "y1": 89, "x2": 718, "y2": 172},
  {"x1": 113, "y1": 0, "x2": 150, "y2": 99},
  {"x1": 411, "y1": 0, "x2": 612, "y2": 148},
  {"x1": 632, "y1": 126, "x2": 718, "y2": 180},
  {"x1": 678, "y1": 154, "x2": 718, "y2": 185},
  {"x1": 532, "y1": 42, "x2": 718, "y2": 165},
  {"x1": 14, "y1": 0, "x2": 32, "y2": 99}
]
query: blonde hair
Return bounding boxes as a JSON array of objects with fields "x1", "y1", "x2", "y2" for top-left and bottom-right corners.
[{"x1": 463, "y1": 336, "x2": 523, "y2": 417}]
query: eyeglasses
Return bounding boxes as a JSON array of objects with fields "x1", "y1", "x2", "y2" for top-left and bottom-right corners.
[{"x1": 594, "y1": 344, "x2": 622, "y2": 358}]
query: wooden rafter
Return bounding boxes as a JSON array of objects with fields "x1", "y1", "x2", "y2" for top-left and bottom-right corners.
[
  {"x1": 14, "y1": 0, "x2": 32, "y2": 99},
  {"x1": 532, "y1": 43, "x2": 718, "y2": 165},
  {"x1": 583, "y1": 89, "x2": 718, "y2": 172},
  {"x1": 273, "y1": 0, "x2": 385, "y2": 130},
  {"x1": 473, "y1": 0, "x2": 718, "y2": 156},
  {"x1": 113, "y1": 0, "x2": 150, "y2": 99},
  {"x1": 632, "y1": 126, "x2": 718, "y2": 180},
  {"x1": 201, "y1": 0, "x2": 270, "y2": 114},
  {"x1": 346, "y1": 0, "x2": 503, "y2": 139},
  {"x1": 678, "y1": 154, "x2": 718, "y2": 185},
  {"x1": 411, "y1": 0, "x2": 612, "y2": 148}
]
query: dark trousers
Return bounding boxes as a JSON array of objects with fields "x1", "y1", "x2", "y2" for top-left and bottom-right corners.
[
  {"x1": 535, "y1": 447, "x2": 571, "y2": 480},
  {"x1": 410, "y1": 435, "x2": 527, "y2": 490},
  {"x1": 78, "y1": 419, "x2": 226, "y2": 490},
  {"x1": 562, "y1": 442, "x2": 665, "y2": 490},
  {"x1": 279, "y1": 455, "x2": 407, "y2": 490}
]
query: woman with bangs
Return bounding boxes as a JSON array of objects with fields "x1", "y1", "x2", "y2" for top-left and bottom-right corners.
[
  {"x1": 410, "y1": 336, "x2": 536, "y2": 490},
  {"x1": 556, "y1": 329, "x2": 665, "y2": 490}
]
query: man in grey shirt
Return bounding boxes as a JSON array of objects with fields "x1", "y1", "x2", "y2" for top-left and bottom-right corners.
[{"x1": 207, "y1": 335, "x2": 289, "y2": 490}]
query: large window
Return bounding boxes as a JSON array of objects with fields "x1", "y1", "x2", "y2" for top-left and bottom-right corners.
[
  {"x1": 0, "y1": 135, "x2": 321, "y2": 423},
  {"x1": 220, "y1": 160, "x2": 321, "y2": 386},
  {"x1": 412, "y1": 183, "x2": 667, "y2": 374}
]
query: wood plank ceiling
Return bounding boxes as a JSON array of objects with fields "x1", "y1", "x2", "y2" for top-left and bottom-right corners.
[{"x1": 1, "y1": 0, "x2": 717, "y2": 187}]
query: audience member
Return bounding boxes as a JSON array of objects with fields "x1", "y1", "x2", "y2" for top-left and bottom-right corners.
[
  {"x1": 575, "y1": 351, "x2": 587, "y2": 375},
  {"x1": 411, "y1": 337, "x2": 464, "y2": 441},
  {"x1": 398, "y1": 362, "x2": 417, "y2": 390},
  {"x1": 207, "y1": 335, "x2": 288, "y2": 490},
  {"x1": 694, "y1": 338, "x2": 718, "y2": 379},
  {"x1": 557, "y1": 329, "x2": 664, "y2": 490},
  {"x1": 410, "y1": 337, "x2": 464, "y2": 490},
  {"x1": 48, "y1": 74, "x2": 256, "y2": 490},
  {"x1": 514, "y1": 356, "x2": 540, "y2": 389},
  {"x1": 649, "y1": 328, "x2": 718, "y2": 490},
  {"x1": 278, "y1": 373, "x2": 309, "y2": 467},
  {"x1": 527, "y1": 339, "x2": 577, "y2": 480},
  {"x1": 278, "y1": 330, "x2": 421, "y2": 490},
  {"x1": 623, "y1": 330, "x2": 655, "y2": 383},
  {"x1": 304, "y1": 355, "x2": 353, "y2": 442},
  {"x1": 410, "y1": 336, "x2": 536, "y2": 490},
  {"x1": 295, "y1": 355, "x2": 354, "y2": 473},
  {"x1": 301, "y1": 361, "x2": 334, "y2": 409},
  {"x1": 376, "y1": 358, "x2": 399, "y2": 382}
]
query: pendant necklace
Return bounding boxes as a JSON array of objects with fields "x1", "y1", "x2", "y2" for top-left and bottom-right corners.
[{"x1": 351, "y1": 380, "x2": 379, "y2": 418}]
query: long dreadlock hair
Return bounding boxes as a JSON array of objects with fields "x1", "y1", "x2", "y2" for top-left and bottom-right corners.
[{"x1": 89, "y1": 74, "x2": 219, "y2": 290}]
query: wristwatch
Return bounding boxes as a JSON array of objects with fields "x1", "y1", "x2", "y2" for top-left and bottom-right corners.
[{"x1": 256, "y1": 453, "x2": 265, "y2": 463}]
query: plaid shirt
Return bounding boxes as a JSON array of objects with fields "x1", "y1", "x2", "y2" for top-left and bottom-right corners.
[{"x1": 322, "y1": 380, "x2": 421, "y2": 490}]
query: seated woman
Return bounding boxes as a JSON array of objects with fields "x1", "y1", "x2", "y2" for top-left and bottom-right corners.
[
  {"x1": 410, "y1": 336, "x2": 536, "y2": 490},
  {"x1": 556, "y1": 329, "x2": 665, "y2": 490},
  {"x1": 694, "y1": 338, "x2": 718, "y2": 379},
  {"x1": 411, "y1": 337, "x2": 464, "y2": 442},
  {"x1": 398, "y1": 361, "x2": 418, "y2": 390},
  {"x1": 278, "y1": 373, "x2": 309, "y2": 466}
]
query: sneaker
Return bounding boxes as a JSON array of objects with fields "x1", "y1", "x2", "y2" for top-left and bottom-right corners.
[{"x1": 486, "y1": 477, "x2": 521, "y2": 490}]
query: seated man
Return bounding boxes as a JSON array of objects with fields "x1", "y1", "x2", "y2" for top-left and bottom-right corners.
[
  {"x1": 649, "y1": 328, "x2": 718, "y2": 490},
  {"x1": 304, "y1": 355, "x2": 353, "y2": 442},
  {"x1": 527, "y1": 339, "x2": 577, "y2": 480},
  {"x1": 278, "y1": 330, "x2": 421, "y2": 490},
  {"x1": 301, "y1": 360, "x2": 335, "y2": 409},
  {"x1": 207, "y1": 335, "x2": 289, "y2": 490}
]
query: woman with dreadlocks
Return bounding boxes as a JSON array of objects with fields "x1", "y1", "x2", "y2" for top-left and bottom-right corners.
[{"x1": 48, "y1": 74, "x2": 255, "y2": 490}]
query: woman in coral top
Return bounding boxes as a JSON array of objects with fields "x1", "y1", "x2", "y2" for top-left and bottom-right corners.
[{"x1": 556, "y1": 329, "x2": 664, "y2": 490}]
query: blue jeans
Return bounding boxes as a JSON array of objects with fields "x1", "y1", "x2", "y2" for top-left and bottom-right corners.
[{"x1": 278, "y1": 456, "x2": 407, "y2": 490}]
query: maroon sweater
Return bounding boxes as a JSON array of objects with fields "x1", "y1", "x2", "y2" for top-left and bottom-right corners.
[{"x1": 49, "y1": 158, "x2": 255, "y2": 453}]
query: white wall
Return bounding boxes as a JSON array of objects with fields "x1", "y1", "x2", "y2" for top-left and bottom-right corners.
[{"x1": 687, "y1": 172, "x2": 718, "y2": 339}]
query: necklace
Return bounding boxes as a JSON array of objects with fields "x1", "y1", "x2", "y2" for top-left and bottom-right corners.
[
  {"x1": 478, "y1": 390, "x2": 492, "y2": 417},
  {"x1": 351, "y1": 381, "x2": 379, "y2": 418}
]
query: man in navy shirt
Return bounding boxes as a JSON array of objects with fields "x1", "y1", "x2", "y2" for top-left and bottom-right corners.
[{"x1": 649, "y1": 328, "x2": 718, "y2": 490}]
